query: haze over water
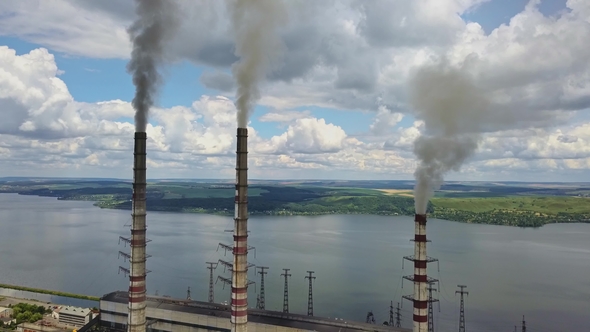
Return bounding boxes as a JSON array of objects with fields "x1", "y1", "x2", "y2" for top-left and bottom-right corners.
[{"x1": 0, "y1": 193, "x2": 588, "y2": 331}]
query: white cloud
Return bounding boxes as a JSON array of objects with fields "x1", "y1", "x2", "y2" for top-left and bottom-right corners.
[
  {"x1": 255, "y1": 118, "x2": 346, "y2": 155},
  {"x1": 0, "y1": 0, "x2": 131, "y2": 58},
  {"x1": 258, "y1": 110, "x2": 312, "y2": 123},
  {"x1": 370, "y1": 106, "x2": 404, "y2": 135}
]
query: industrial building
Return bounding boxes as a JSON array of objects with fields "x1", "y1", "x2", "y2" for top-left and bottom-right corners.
[
  {"x1": 99, "y1": 291, "x2": 410, "y2": 332},
  {"x1": 0, "y1": 306, "x2": 13, "y2": 318},
  {"x1": 53, "y1": 306, "x2": 92, "y2": 327}
]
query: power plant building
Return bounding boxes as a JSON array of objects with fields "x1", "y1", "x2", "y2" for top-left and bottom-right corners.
[
  {"x1": 54, "y1": 306, "x2": 93, "y2": 327},
  {"x1": 99, "y1": 291, "x2": 410, "y2": 332}
]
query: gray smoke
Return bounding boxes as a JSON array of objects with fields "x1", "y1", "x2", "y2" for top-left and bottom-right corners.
[
  {"x1": 127, "y1": 0, "x2": 178, "y2": 132},
  {"x1": 228, "y1": 0, "x2": 288, "y2": 128},
  {"x1": 409, "y1": 62, "x2": 490, "y2": 214}
]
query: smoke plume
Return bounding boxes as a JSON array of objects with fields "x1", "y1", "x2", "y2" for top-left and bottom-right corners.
[
  {"x1": 409, "y1": 62, "x2": 490, "y2": 214},
  {"x1": 127, "y1": 0, "x2": 178, "y2": 132},
  {"x1": 228, "y1": 0, "x2": 288, "y2": 128}
]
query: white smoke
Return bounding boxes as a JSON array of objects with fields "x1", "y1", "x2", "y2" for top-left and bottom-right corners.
[
  {"x1": 409, "y1": 61, "x2": 490, "y2": 214},
  {"x1": 127, "y1": 0, "x2": 179, "y2": 132},
  {"x1": 227, "y1": 0, "x2": 288, "y2": 128}
]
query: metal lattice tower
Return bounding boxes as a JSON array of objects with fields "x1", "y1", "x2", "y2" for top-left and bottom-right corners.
[
  {"x1": 521, "y1": 315, "x2": 526, "y2": 332},
  {"x1": 256, "y1": 266, "x2": 269, "y2": 310},
  {"x1": 206, "y1": 262, "x2": 218, "y2": 303},
  {"x1": 281, "y1": 269, "x2": 291, "y2": 313},
  {"x1": 304, "y1": 271, "x2": 316, "y2": 316},
  {"x1": 427, "y1": 286, "x2": 437, "y2": 332},
  {"x1": 186, "y1": 287, "x2": 191, "y2": 300},
  {"x1": 395, "y1": 302, "x2": 402, "y2": 328},
  {"x1": 456, "y1": 285, "x2": 468, "y2": 332},
  {"x1": 389, "y1": 301, "x2": 394, "y2": 326}
]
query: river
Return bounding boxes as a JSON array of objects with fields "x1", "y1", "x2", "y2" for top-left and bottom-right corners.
[{"x1": 0, "y1": 193, "x2": 588, "y2": 331}]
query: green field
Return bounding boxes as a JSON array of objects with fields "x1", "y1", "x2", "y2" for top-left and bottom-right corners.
[{"x1": 431, "y1": 196, "x2": 590, "y2": 214}]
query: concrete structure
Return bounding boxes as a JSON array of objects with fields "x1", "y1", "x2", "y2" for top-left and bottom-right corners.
[
  {"x1": 232, "y1": 128, "x2": 249, "y2": 332},
  {"x1": 129, "y1": 131, "x2": 148, "y2": 332},
  {"x1": 16, "y1": 322, "x2": 66, "y2": 332},
  {"x1": 56, "y1": 306, "x2": 92, "y2": 327},
  {"x1": 0, "y1": 306, "x2": 13, "y2": 318},
  {"x1": 1, "y1": 316, "x2": 16, "y2": 325},
  {"x1": 100, "y1": 291, "x2": 410, "y2": 332}
]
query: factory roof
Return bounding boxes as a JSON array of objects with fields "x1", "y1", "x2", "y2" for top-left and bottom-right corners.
[
  {"x1": 58, "y1": 306, "x2": 91, "y2": 317},
  {"x1": 101, "y1": 291, "x2": 410, "y2": 332}
]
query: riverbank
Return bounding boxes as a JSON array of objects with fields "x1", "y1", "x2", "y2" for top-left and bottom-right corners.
[{"x1": 0, "y1": 284, "x2": 99, "y2": 302}]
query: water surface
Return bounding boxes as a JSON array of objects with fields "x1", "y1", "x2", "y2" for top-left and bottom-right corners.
[{"x1": 0, "y1": 193, "x2": 588, "y2": 331}]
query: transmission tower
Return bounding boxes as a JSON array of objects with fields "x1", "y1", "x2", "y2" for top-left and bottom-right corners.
[
  {"x1": 186, "y1": 286, "x2": 191, "y2": 300},
  {"x1": 456, "y1": 285, "x2": 469, "y2": 332},
  {"x1": 395, "y1": 302, "x2": 402, "y2": 327},
  {"x1": 389, "y1": 301, "x2": 394, "y2": 326},
  {"x1": 206, "y1": 262, "x2": 218, "y2": 303},
  {"x1": 256, "y1": 266, "x2": 269, "y2": 310},
  {"x1": 521, "y1": 315, "x2": 526, "y2": 332},
  {"x1": 281, "y1": 268, "x2": 292, "y2": 313},
  {"x1": 304, "y1": 271, "x2": 316, "y2": 316},
  {"x1": 427, "y1": 286, "x2": 437, "y2": 332}
]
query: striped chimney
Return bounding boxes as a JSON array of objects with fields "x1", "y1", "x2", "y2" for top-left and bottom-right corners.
[
  {"x1": 128, "y1": 132, "x2": 147, "y2": 332},
  {"x1": 232, "y1": 128, "x2": 249, "y2": 332},
  {"x1": 413, "y1": 214, "x2": 428, "y2": 332}
]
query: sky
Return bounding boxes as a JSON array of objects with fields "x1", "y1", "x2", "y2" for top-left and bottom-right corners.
[{"x1": 0, "y1": 0, "x2": 588, "y2": 181}]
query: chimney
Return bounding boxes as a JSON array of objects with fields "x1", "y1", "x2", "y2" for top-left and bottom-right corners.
[
  {"x1": 232, "y1": 128, "x2": 249, "y2": 332},
  {"x1": 413, "y1": 213, "x2": 428, "y2": 331},
  {"x1": 128, "y1": 132, "x2": 147, "y2": 332}
]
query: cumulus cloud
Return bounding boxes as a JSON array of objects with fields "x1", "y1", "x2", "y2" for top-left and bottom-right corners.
[
  {"x1": 269, "y1": 118, "x2": 347, "y2": 154},
  {"x1": 370, "y1": 106, "x2": 404, "y2": 135},
  {"x1": 0, "y1": 47, "x2": 89, "y2": 138}
]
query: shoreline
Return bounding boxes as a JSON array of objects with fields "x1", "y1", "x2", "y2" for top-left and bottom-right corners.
[{"x1": 2, "y1": 192, "x2": 589, "y2": 228}]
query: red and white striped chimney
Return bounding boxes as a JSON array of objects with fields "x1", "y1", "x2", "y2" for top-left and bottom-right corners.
[
  {"x1": 128, "y1": 132, "x2": 147, "y2": 332},
  {"x1": 413, "y1": 213, "x2": 428, "y2": 332},
  {"x1": 232, "y1": 128, "x2": 249, "y2": 332}
]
